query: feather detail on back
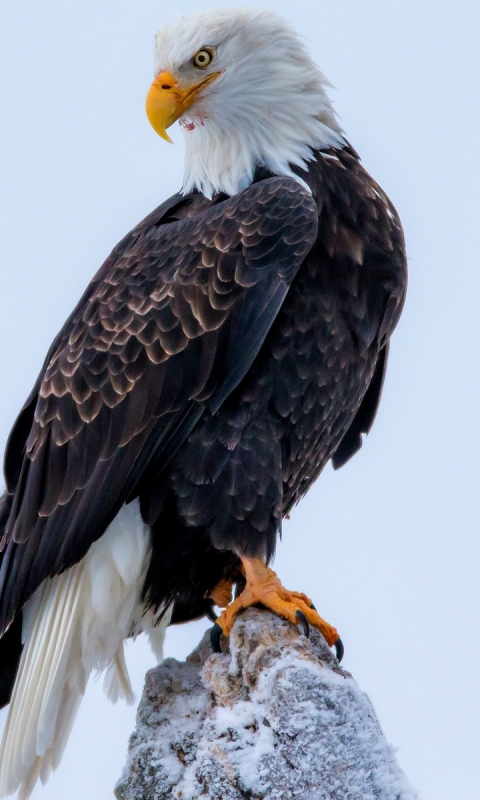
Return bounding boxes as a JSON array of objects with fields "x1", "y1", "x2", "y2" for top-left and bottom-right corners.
[{"x1": 0, "y1": 501, "x2": 167, "y2": 799}]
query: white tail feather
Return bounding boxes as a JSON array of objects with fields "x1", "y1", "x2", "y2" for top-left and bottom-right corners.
[
  {"x1": 0, "y1": 568, "x2": 84, "y2": 799},
  {"x1": 0, "y1": 500, "x2": 169, "y2": 799},
  {"x1": 103, "y1": 648, "x2": 135, "y2": 705}
]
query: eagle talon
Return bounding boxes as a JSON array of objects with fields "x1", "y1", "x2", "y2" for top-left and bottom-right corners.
[
  {"x1": 334, "y1": 637, "x2": 344, "y2": 663},
  {"x1": 295, "y1": 610, "x2": 310, "y2": 638},
  {"x1": 211, "y1": 558, "x2": 341, "y2": 660},
  {"x1": 210, "y1": 622, "x2": 223, "y2": 653},
  {"x1": 206, "y1": 599, "x2": 218, "y2": 623}
]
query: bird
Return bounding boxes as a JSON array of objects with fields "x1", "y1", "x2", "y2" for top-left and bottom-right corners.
[{"x1": 0, "y1": 7, "x2": 407, "y2": 798}]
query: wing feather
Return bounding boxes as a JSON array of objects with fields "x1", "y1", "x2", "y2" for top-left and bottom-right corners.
[{"x1": 0, "y1": 178, "x2": 318, "y2": 630}]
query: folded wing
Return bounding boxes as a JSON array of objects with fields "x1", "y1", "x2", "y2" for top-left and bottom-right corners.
[{"x1": 0, "y1": 178, "x2": 318, "y2": 632}]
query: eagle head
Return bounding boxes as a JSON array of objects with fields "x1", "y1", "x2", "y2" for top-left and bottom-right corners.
[{"x1": 146, "y1": 7, "x2": 344, "y2": 197}]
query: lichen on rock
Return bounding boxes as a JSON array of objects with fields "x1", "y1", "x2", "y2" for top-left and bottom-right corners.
[{"x1": 115, "y1": 609, "x2": 418, "y2": 800}]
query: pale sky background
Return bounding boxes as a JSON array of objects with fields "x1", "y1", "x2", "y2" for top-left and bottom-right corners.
[{"x1": 0, "y1": 1, "x2": 479, "y2": 798}]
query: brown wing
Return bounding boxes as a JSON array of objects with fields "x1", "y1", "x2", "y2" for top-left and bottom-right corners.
[
  {"x1": 331, "y1": 342, "x2": 389, "y2": 469},
  {"x1": 0, "y1": 177, "x2": 318, "y2": 631},
  {"x1": 308, "y1": 145, "x2": 407, "y2": 470}
]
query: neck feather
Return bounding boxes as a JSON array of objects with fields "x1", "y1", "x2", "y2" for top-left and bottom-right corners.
[{"x1": 181, "y1": 69, "x2": 345, "y2": 197}]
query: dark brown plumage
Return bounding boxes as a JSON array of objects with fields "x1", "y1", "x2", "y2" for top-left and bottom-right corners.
[{"x1": 0, "y1": 145, "x2": 406, "y2": 700}]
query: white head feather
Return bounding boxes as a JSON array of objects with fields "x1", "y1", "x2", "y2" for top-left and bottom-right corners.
[{"x1": 154, "y1": 7, "x2": 345, "y2": 197}]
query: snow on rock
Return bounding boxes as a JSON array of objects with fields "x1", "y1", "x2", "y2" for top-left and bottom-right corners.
[{"x1": 115, "y1": 608, "x2": 418, "y2": 800}]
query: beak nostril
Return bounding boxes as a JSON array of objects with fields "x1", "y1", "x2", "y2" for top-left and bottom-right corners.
[{"x1": 161, "y1": 84, "x2": 172, "y2": 90}]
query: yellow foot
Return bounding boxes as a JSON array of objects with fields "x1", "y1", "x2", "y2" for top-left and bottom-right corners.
[
  {"x1": 207, "y1": 578, "x2": 235, "y2": 608},
  {"x1": 211, "y1": 557, "x2": 343, "y2": 660}
]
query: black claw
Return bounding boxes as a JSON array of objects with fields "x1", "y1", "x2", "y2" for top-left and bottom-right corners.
[
  {"x1": 296, "y1": 610, "x2": 310, "y2": 638},
  {"x1": 334, "y1": 637, "x2": 344, "y2": 663},
  {"x1": 310, "y1": 603, "x2": 316, "y2": 611},
  {"x1": 210, "y1": 623, "x2": 223, "y2": 653},
  {"x1": 206, "y1": 599, "x2": 218, "y2": 623}
]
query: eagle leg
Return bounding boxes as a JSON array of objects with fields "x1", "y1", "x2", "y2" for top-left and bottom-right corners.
[{"x1": 212, "y1": 557, "x2": 343, "y2": 659}]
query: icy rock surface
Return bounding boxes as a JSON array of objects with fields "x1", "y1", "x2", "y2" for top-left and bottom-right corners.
[{"x1": 115, "y1": 609, "x2": 418, "y2": 800}]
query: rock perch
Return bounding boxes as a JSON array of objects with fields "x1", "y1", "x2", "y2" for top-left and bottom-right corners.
[{"x1": 115, "y1": 609, "x2": 418, "y2": 800}]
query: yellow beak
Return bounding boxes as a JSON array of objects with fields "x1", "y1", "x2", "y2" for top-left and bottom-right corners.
[{"x1": 146, "y1": 70, "x2": 220, "y2": 143}]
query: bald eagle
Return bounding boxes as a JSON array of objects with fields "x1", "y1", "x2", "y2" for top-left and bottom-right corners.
[{"x1": 0, "y1": 8, "x2": 406, "y2": 798}]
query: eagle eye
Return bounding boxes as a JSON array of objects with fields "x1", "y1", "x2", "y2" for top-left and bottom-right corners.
[{"x1": 193, "y1": 48, "x2": 214, "y2": 69}]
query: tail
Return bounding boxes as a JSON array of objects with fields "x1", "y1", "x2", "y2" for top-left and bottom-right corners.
[
  {"x1": 0, "y1": 500, "x2": 168, "y2": 799},
  {"x1": 0, "y1": 566, "x2": 87, "y2": 799}
]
